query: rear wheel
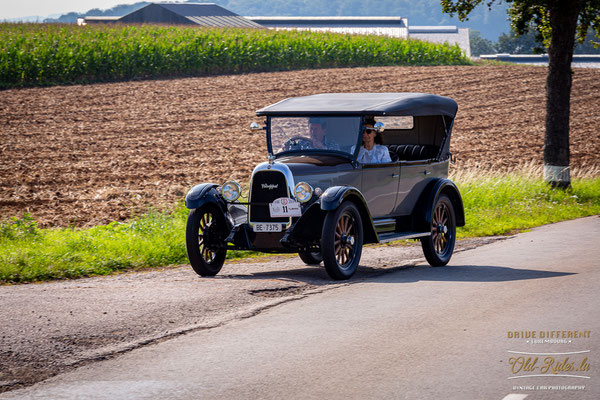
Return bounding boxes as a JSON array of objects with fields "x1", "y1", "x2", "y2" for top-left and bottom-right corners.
[
  {"x1": 298, "y1": 249, "x2": 323, "y2": 265},
  {"x1": 421, "y1": 194, "x2": 456, "y2": 266},
  {"x1": 321, "y1": 201, "x2": 363, "y2": 280},
  {"x1": 186, "y1": 205, "x2": 228, "y2": 276}
]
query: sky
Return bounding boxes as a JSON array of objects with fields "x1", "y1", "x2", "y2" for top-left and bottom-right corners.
[{"x1": 1, "y1": 1, "x2": 141, "y2": 19}]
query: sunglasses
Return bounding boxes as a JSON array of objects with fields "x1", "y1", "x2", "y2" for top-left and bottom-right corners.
[{"x1": 364, "y1": 128, "x2": 377, "y2": 133}]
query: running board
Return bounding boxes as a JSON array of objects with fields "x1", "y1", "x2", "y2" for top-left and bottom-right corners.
[{"x1": 378, "y1": 231, "x2": 431, "y2": 243}]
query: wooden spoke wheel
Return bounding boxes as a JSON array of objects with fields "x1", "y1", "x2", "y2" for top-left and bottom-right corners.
[
  {"x1": 321, "y1": 201, "x2": 363, "y2": 280},
  {"x1": 186, "y1": 205, "x2": 228, "y2": 276},
  {"x1": 421, "y1": 194, "x2": 456, "y2": 266}
]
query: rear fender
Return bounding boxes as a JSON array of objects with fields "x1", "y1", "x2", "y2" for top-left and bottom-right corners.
[
  {"x1": 319, "y1": 186, "x2": 378, "y2": 244},
  {"x1": 413, "y1": 179, "x2": 465, "y2": 232}
]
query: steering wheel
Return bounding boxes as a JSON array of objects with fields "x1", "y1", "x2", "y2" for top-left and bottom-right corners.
[{"x1": 283, "y1": 136, "x2": 314, "y2": 151}]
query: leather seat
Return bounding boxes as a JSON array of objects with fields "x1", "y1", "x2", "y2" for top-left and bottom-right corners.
[
  {"x1": 387, "y1": 145, "x2": 399, "y2": 162},
  {"x1": 386, "y1": 145, "x2": 437, "y2": 161}
]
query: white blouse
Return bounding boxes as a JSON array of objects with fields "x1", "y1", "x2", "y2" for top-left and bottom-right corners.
[{"x1": 353, "y1": 144, "x2": 392, "y2": 164}]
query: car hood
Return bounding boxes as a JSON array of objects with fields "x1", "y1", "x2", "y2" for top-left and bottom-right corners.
[{"x1": 277, "y1": 155, "x2": 354, "y2": 175}]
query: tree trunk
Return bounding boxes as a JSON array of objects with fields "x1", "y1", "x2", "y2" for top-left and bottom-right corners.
[{"x1": 544, "y1": 0, "x2": 581, "y2": 188}]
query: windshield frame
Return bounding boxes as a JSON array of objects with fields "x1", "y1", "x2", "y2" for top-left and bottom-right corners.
[{"x1": 267, "y1": 115, "x2": 365, "y2": 160}]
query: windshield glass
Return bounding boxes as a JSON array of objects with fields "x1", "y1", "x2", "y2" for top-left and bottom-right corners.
[{"x1": 269, "y1": 116, "x2": 361, "y2": 157}]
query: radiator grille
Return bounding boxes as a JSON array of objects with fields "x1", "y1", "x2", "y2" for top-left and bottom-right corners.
[{"x1": 249, "y1": 170, "x2": 288, "y2": 223}]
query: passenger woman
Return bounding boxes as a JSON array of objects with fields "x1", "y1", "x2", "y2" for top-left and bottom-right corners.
[{"x1": 354, "y1": 116, "x2": 391, "y2": 163}]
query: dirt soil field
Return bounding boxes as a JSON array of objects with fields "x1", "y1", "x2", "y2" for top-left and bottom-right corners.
[{"x1": 1, "y1": 65, "x2": 599, "y2": 227}]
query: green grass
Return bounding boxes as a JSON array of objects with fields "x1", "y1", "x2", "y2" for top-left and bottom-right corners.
[
  {"x1": 0, "y1": 205, "x2": 257, "y2": 283},
  {"x1": 0, "y1": 23, "x2": 470, "y2": 89},
  {"x1": 1, "y1": 170, "x2": 599, "y2": 284},
  {"x1": 452, "y1": 167, "x2": 600, "y2": 237}
]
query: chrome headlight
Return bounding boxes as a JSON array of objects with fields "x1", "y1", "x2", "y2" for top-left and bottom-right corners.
[
  {"x1": 221, "y1": 181, "x2": 241, "y2": 202},
  {"x1": 294, "y1": 182, "x2": 313, "y2": 203}
]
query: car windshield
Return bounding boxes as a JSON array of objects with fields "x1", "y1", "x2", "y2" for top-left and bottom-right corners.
[{"x1": 269, "y1": 116, "x2": 361, "y2": 157}]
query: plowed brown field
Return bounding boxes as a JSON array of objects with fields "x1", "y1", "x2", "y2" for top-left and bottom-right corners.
[{"x1": 1, "y1": 65, "x2": 599, "y2": 227}]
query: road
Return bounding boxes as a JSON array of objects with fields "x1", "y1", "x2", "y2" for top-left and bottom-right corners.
[
  {"x1": 0, "y1": 235, "x2": 497, "y2": 391},
  {"x1": 2, "y1": 216, "x2": 599, "y2": 399}
]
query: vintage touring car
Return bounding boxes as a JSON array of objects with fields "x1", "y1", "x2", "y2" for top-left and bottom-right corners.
[{"x1": 185, "y1": 93, "x2": 465, "y2": 280}]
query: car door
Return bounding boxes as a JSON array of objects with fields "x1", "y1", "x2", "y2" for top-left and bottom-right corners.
[
  {"x1": 393, "y1": 161, "x2": 431, "y2": 215},
  {"x1": 361, "y1": 162, "x2": 400, "y2": 218}
]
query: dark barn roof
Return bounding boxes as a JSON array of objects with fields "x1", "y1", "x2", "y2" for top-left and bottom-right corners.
[
  {"x1": 160, "y1": 3, "x2": 237, "y2": 16},
  {"x1": 90, "y1": 3, "x2": 262, "y2": 28},
  {"x1": 248, "y1": 16, "x2": 407, "y2": 28},
  {"x1": 256, "y1": 93, "x2": 458, "y2": 118}
]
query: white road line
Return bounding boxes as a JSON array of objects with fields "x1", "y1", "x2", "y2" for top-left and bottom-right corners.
[
  {"x1": 507, "y1": 350, "x2": 590, "y2": 355},
  {"x1": 508, "y1": 374, "x2": 590, "y2": 379},
  {"x1": 502, "y1": 394, "x2": 528, "y2": 400}
]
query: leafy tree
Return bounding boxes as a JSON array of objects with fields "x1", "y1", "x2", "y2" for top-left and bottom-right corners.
[
  {"x1": 470, "y1": 30, "x2": 496, "y2": 56},
  {"x1": 574, "y1": 28, "x2": 600, "y2": 53},
  {"x1": 496, "y1": 28, "x2": 543, "y2": 53},
  {"x1": 441, "y1": 0, "x2": 600, "y2": 188},
  {"x1": 44, "y1": 3, "x2": 149, "y2": 22},
  {"x1": 495, "y1": 26, "x2": 600, "y2": 54}
]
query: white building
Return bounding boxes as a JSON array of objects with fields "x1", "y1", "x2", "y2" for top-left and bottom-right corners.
[
  {"x1": 248, "y1": 17, "x2": 470, "y2": 57},
  {"x1": 409, "y1": 26, "x2": 471, "y2": 58},
  {"x1": 249, "y1": 16, "x2": 409, "y2": 39}
]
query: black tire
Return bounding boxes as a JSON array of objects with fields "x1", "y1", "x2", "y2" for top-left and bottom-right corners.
[
  {"x1": 186, "y1": 205, "x2": 228, "y2": 276},
  {"x1": 421, "y1": 194, "x2": 456, "y2": 266},
  {"x1": 321, "y1": 201, "x2": 363, "y2": 280},
  {"x1": 298, "y1": 250, "x2": 323, "y2": 265}
]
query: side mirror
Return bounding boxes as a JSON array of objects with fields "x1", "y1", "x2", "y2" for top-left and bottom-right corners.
[
  {"x1": 374, "y1": 121, "x2": 385, "y2": 133},
  {"x1": 250, "y1": 122, "x2": 262, "y2": 131}
]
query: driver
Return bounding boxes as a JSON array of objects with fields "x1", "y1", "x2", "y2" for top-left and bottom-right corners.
[{"x1": 308, "y1": 118, "x2": 340, "y2": 150}]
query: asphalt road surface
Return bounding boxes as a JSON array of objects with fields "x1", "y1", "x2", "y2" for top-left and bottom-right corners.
[{"x1": 2, "y1": 216, "x2": 599, "y2": 399}]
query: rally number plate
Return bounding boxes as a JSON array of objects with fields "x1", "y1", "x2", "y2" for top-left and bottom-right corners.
[
  {"x1": 252, "y1": 223, "x2": 283, "y2": 233},
  {"x1": 269, "y1": 197, "x2": 302, "y2": 218}
]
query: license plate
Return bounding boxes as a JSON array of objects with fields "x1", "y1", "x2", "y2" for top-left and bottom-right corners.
[
  {"x1": 269, "y1": 197, "x2": 302, "y2": 218},
  {"x1": 252, "y1": 223, "x2": 282, "y2": 233}
]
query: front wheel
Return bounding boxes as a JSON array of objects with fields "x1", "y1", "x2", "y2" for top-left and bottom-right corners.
[
  {"x1": 321, "y1": 201, "x2": 363, "y2": 280},
  {"x1": 186, "y1": 205, "x2": 228, "y2": 276},
  {"x1": 421, "y1": 194, "x2": 456, "y2": 266}
]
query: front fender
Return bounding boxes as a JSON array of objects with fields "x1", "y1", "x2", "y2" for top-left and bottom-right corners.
[
  {"x1": 320, "y1": 186, "x2": 361, "y2": 211},
  {"x1": 414, "y1": 179, "x2": 465, "y2": 232},
  {"x1": 319, "y1": 186, "x2": 378, "y2": 244},
  {"x1": 185, "y1": 183, "x2": 221, "y2": 210}
]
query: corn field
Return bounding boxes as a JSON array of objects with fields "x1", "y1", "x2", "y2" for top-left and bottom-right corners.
[{"x1": 0, "y1": 23, "x2": 470, "y2": 88}]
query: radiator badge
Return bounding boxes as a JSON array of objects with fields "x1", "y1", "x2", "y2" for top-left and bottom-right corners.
[{"x1": 261, "y1": 184, "x2": 279, "y2": 190}]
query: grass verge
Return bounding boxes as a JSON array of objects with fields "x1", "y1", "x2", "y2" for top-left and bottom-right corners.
[
  {"x1": 1, "y1": 168, "x2": 599, "y2": 284},
  {"x1": 451, "y1": 166, "x2": 600, "y2": 237},
  {"x1": 0, "y1": 205, "x2": 261, "y2": 283}
]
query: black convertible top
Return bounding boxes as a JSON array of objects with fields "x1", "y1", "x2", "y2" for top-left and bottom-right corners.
[{"x1": 256, "y1": 93, "x2": 458, "y2": 118}]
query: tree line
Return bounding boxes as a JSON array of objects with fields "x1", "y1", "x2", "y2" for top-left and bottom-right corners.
[
  {"x1": 470, "y1": 28, "x2": 600, "y2": 56},
  {"x1": 44, "y1": 0, "x2": 510, "y2": 40}
]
